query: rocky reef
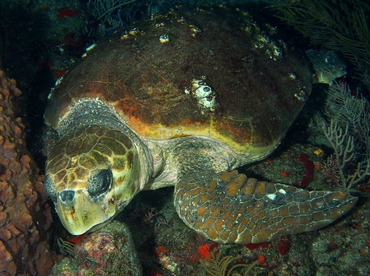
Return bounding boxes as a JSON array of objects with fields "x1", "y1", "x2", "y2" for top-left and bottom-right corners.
[
  {"x1": 0, "y1": 60, "x2": 56, "y2": 275},
  {"x1": 51, "y1": 221, "x2": 142, "y2": 276}
]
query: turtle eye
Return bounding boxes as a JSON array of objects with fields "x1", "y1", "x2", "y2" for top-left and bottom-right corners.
[
  {"x1": 88, "y1": 169, "x2": 113, "y2": 197},
  {"x1": 44, "y1": 176, "x2": 58, "y2": 203}
]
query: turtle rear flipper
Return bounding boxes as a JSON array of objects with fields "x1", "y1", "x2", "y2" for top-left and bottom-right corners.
[{"x1": 174, "y1": 170, "x2": 358, "y2": 244}]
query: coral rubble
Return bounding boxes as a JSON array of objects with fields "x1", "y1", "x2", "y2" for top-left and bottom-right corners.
[{"x1": 0, "y1": 61, "x2": 56, "y2": 275}]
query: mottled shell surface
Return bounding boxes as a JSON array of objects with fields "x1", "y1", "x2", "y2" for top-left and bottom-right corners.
[{"x1": 45, "y1": 6, "x2": 312, "y2": 157}]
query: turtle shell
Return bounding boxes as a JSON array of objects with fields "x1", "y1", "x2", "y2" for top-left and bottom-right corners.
[{"x1": 45, "y1": 6, "x2": 312, "y2": 160}]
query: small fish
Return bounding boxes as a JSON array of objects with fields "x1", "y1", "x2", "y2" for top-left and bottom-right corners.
[{"x1": 57, "y1": 7, "x2": 80, "y2": 20}]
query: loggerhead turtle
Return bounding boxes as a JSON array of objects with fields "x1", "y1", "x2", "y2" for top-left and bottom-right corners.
[{"x1": 43, "y1": 6, "x2": 357, "y2": 244}]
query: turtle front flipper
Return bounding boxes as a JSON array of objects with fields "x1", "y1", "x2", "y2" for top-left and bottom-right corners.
[{"x1": 174, "y1": 170, "x2": 358, "y2": 244}]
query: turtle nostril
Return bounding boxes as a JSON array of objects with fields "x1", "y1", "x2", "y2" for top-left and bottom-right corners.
[{"x1": 59, "y1": 190, "x2": 75, "y2": 204}]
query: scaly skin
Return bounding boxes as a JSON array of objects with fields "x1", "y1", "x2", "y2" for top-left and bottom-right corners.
[
  {"x1": 175, "y1": 170, "x2": 357, "y2": 244},
  {"x1": 170, "y1": 137, "x2": 358, "y2": 244}
]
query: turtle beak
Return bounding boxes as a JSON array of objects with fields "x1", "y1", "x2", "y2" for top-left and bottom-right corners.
[{"x1": 56, "y1": 189, "x2": 116, "y2": 235}]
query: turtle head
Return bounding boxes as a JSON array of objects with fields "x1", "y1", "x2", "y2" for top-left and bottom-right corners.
[{"x1": 44, "y1": 125, "x2": 143, "y2": 235}]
